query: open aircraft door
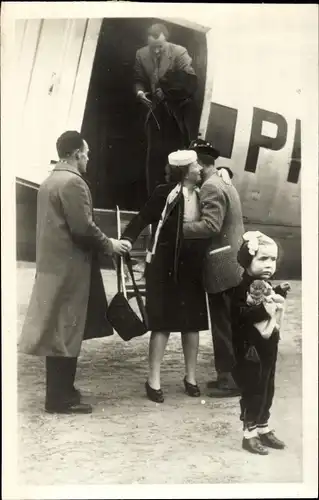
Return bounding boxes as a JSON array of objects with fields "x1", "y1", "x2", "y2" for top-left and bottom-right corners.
[{"x1": 15, "y1": 18, "x2": 102, "y2": 184}]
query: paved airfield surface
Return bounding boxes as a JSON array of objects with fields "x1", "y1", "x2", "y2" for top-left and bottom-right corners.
[{"x1": 16, "y1": 262, "x2": 302, "y2": 485}]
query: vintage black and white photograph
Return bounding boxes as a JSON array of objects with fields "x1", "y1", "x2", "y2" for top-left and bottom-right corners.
[{"x1": 1, "y1": 1, "x2": 318, "y2": 498}]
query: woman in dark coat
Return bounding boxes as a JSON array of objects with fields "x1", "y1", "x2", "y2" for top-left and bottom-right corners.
[{"x1": 121, "y1": 150, "x2": 210, "y2": 403}]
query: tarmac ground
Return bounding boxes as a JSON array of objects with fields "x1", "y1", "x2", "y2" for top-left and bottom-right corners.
[{"x1": 16, "y1": 262, "x2": 302, "y2": 485}]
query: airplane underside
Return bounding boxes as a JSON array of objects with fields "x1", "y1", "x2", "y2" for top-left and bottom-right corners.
[{"x1": 16, "y1": 178, "x2": 301, "y2": 279}]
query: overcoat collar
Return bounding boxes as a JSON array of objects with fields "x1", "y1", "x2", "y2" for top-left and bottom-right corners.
[
  {"x1": 202, "y1": 166, "x2": 218, "y2": 186},
  {"x1": 53, "y1": 162, "x2": 83, "y2": 179},
  {"x1": 53, "y1": 162, "x2": 92, "y2": 188}
]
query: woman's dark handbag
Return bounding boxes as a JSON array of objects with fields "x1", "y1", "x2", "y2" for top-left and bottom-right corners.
[{"x1": 107, "y1": 254, "x2": 149, "y2": 341}]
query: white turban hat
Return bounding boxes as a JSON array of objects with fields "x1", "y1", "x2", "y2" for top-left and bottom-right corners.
[{"x1": 168, "y1": 150, "x2": 197, "y2": 166}]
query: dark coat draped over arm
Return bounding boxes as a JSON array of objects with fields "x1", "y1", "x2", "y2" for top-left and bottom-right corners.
[{"x1": 159, "y1": 69, "x2": 197, "y2": 102}]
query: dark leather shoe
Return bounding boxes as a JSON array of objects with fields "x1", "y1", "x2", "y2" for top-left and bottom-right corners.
[
  {"x1": 183, "y1": 377, "x2": 200, "y2": 397},
  {"x1": 145, "y1": 381, "x2": 164, "y2": 403},
  {"x1": 208, "y1": 387, "x2": 241, "y2": 398},
  {"x1": 71, "y1": 387, "x2": 82, "y2": 404},
  {"x1": 207, "y1": 372, "x2": 238, "y2": 391},
  {"x1": 242, "y1": 437, "x2": 269, "y2": 455},
  {"x1": 45, "y1": 402, "x2": 92, "y2": 414},
  {"x1": 207, "y1": 379, "x2": 219, "y2": 389},
  {"x1": 259, "y1": 431, "x2": 285, "y2": 449}
]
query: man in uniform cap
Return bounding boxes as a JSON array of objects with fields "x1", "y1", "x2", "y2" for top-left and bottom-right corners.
[{"x1": 184, "y1": 139, "x2": 245, "y2": 397}]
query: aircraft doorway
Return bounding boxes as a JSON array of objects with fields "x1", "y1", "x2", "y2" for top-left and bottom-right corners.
[{"x1": 81, "y1": 18, "x2": 207, "y2": 210}]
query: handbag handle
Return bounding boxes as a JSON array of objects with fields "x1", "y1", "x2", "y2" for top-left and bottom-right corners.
[
  {"x1": 114, "y1": 205, "x2": 147, "y2": 327},
  {"x1": 116, "y1": 205, "x2": 127, "y2": 298},
  {"x1": 115, "y1": 253, "x2": 148, "y2": 328}
]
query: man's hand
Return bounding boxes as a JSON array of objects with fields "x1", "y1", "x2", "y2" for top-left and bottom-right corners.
[
  {"x1": 120, "y1": 239, "x2": 132, "y2": 253},
  {"x1": 137, "y1": 91, "x2": 152, "y2": 108},
  {"x1": 154, "y1": 87, "x2": 165, "y2": 102},
  {"x1": 111, "y1": 239, "x2": 132, "y2": 255},
  {"x1": 217, "y1": 168, "x2": 232, "y2": 185}
]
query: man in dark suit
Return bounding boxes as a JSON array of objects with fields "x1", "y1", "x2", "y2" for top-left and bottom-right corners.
[
  {"x1": 184, "y1": 139, "x2": 245, "y2": 397},
  {"x1": 134, "y1": 23, "x2": 197, "y2": 195}
]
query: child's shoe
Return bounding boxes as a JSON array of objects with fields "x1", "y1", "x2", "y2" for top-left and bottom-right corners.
[
  {"x1": 242, "y1": 437, "x2": 269, "y2": 455},
  {"x1": 258, "y1": 431, "x2": 285, "y2": 449}
]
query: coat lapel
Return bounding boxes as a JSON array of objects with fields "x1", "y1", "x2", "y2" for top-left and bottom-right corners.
[
  {"x1": 157, "y1": 44, "x2": 172, "y2": 81},
  {"x1": 163, "y1": 185, "x2": 182, "y2": 224},
  {"x1": 53, "y1": 163, "x2": 84, "y2": 180},
  {"x1": 144, "y1": 44, "x2": 172, "y2": 88}
]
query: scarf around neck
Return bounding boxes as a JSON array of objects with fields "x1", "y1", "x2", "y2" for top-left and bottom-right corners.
[{"x1": 146, "y1": 183, "x2": 183, "y2": 264}]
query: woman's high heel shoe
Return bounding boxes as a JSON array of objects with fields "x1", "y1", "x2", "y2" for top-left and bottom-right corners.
[
  {"x1": 183, "y1": 377, "x2": 201, "y2": 397},
  {"x1": 145, "y1": 381, "x2": 164, "y2": 403}
]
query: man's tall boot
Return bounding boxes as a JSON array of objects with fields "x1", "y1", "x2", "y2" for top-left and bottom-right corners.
[{"x1": 45, "y1": 357, "x2": 92, "y2": 414}]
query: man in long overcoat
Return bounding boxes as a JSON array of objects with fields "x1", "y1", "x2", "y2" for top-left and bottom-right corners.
[
  {"x1": 18, "y1": 131, "x2": 130, "y2": 414},
  {"x1": 184, "y1": 139, "x2": 245, "y2": 397},
  {"x1": 134, "y1": 23, "x2": 197, "y2": 195}
]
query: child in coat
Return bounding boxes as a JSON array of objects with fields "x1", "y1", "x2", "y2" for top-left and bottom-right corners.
[{"x1": 231, "y1": 231, "x2": 291, "y2": 455}]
